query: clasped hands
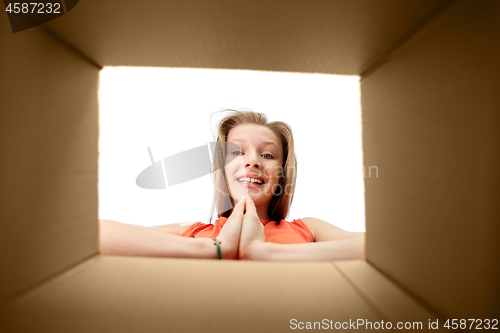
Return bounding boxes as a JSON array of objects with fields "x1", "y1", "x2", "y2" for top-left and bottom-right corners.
[{"x1": 216, "y1": 195, "x2": 267, "y2": 260}]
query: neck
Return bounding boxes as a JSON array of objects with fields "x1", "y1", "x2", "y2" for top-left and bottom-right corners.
[{"x1": 255, "y1": 204, "x2": 271, "y2": 221}]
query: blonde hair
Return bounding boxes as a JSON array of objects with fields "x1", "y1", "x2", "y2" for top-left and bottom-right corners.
[{"x1": 209, "y1": 109, "x2": 297, "y2": 223}]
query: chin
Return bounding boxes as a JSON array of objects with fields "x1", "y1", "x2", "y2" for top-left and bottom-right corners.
[{"x1": 227, "y1": 182, "x2": 272, "y2": 205}]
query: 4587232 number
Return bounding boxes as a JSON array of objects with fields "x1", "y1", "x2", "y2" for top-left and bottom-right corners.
[
  {"x1": 5, "y1": 3, "x2": 61, "y2": 14},
  {"x1": 444, "y1": 319, "x2": 498, "y2": 330}
]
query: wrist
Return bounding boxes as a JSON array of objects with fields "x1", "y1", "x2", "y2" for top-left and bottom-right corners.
[
  {"x1": 248, "y1": 241, "x2": 275, "y2": 261},
  {"x1": 196, "y1": 238, "x2": 219, "y2": 259},
  {"x1": 199, "y1": 237, "x2": 232, "y2": 260}
]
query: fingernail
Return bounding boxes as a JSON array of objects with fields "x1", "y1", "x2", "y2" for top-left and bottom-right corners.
[{"x1": 239, "y1": 195, "x2": 246, "y2": 202}]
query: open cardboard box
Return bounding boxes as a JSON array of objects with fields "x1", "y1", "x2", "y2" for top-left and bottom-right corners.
[{"x1": 1, "y1": 0, "x2": 499, "y2": 331}]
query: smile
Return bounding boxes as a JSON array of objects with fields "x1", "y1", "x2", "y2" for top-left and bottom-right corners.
[{"x1": 236, "y1": 177, "x2": 265, "y2": 185}]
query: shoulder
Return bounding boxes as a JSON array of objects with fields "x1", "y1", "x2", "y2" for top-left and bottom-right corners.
[{"x1": 300, "y1": 217, "x2": 364, "y2": 242}]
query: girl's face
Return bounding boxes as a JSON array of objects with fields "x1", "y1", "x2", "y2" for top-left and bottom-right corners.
[{"x1": 225, "y1": 124, "x2": 283, "y2": 210}]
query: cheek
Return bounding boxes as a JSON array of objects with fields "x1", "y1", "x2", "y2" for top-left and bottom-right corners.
[
  {"x1": 224, "y1": 159, "x2": 242, "y2": 177},
  {"x1": 265, "y1": 165, "x2": 282, "y2": 183}
]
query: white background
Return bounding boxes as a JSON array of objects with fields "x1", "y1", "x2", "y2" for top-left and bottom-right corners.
[{"x1": 98, "y1": 67, "x2": 366, "y2": 231}]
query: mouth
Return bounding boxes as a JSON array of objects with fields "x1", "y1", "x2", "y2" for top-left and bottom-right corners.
[{"x1": 235, "y1": 175, "x2": 266, "y2": 186}]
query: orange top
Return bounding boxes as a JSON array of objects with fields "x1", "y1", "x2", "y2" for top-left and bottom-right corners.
[{"x1": 182, "y1": 217, "x2": 315, "y2": 244}]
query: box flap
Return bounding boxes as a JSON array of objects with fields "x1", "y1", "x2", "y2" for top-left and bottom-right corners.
[
  {"x1": 361, "y1": 0, "x2": 500, "y2": 319},
  {"x1": 45, "y1": 0, "x2": 450, "y2": 74},
  {"x1": 335, "y1": 261, "x2": 440, "y2": 323},
  {"x1": 0, "y1": 19, "x2": 99, "y2": 301},
  {"x1": 3, "y1": 256, "x2": 382, "y2": 332}
]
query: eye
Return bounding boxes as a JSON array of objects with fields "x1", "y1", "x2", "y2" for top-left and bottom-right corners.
[
  {"x1": 232, "y1": 150, "x2": 243, "y2": 156},
  {"x1": 262, "y1": 153, "x2": 274, "y2": 159}
]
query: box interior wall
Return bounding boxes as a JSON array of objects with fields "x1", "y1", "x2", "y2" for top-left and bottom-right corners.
[{"x1": 1, "y1": 0, "x2": 498, "y2": 330}]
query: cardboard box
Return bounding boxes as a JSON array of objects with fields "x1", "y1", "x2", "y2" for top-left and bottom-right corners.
[{"x1": 1, "y1": 0, "x2": 498, "y2": 331}]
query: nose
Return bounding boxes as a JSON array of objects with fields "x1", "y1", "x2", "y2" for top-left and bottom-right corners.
[{"x1": 244, "y1": 152, "x2": 261, "y2": 169}]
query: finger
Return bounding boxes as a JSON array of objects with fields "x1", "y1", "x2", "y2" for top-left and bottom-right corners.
[
  {"x1": 245, "y1": 195, "x2": 257, "y2": 215},
  {"x1": 232, "y1": 195, "x2": 246, "y2": 216},
  {"x1": 219, "y1": 195, "x2": 246, "y2": 238}
]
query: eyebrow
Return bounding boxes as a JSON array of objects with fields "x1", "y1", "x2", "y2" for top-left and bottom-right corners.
[{"x1": 229, "y1": 138, "x2": 280, "y2": 150}]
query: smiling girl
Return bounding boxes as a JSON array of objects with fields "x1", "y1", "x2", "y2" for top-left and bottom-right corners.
[{"x1": 99, "y1": 110, "x2": 365, "y2": 261}]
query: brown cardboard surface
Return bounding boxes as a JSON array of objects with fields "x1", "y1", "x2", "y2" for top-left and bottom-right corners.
[
  {"x1": 361, "y1": 0, "x2": 500, "y2": 319},
  {"x1": 335, "y1": 261, "x2": 439, "y2": 323},
  {"x1": 3, "y1": 256, "x2": 382, "y2": 332},
  {"x1": 0, "y1": 19, "x2": 100, "y2": 301},
  {"x1": 2, "y1": 0, "x2": 499, "y2": 329},
  {"x1": 44, "y1": 0, "x2": 451, "y2": 74}
]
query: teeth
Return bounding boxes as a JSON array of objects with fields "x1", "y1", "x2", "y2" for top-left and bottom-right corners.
[{"x1": 237, "y1": 177, "x2": 263, "y2": 184}]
